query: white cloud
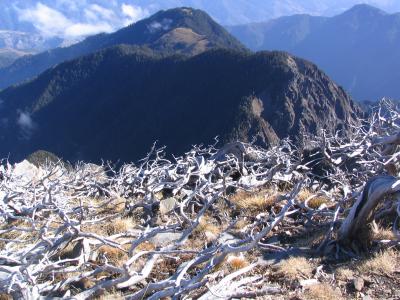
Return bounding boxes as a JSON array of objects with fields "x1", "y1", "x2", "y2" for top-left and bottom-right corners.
[
  {"x1": 17, "y1": 111, "x2": 36, "y2": 139},
  {"x1": 18, "y1": 2, "x2": 72, "y2": 38},
  {"x1": 64, "y1": 22, "x2": 114, "y2": 37},
  {"x1": 121, "y1": 3, "x2": 149, "y2": 25},
  {"x1": 17, "y1": 111, "x2": 35, "y2": 131},
  {"x1": 148, "y1": 18, "x2": 173, "y2": 33},
  {"x1": 88, "y1": 4, "x2": 116, "y2": 21},
  {"x1": 17, "y1": 2, "x2": 140, "y2": 39},
  {"x1": 54, "y1": 0, "x2": 81, "y2": 12}
]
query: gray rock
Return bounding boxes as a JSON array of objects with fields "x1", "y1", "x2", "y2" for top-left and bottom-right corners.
[
  {"x1": 353, "y1": 277, "x2": 364, "y2": 291},
  {"x1": 159, "y1": 197, "x2": 176, "y2": 215},
  {"x1": 300, "y1": 279, "x2": 319, "y2": 287},
  {"x1": 150, "y1": 232, "x2": 181, "y2": 247}
]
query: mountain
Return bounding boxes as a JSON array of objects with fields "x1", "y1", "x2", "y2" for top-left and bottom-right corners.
[
  {"x1": 228, "y1": 4, "x2": 400, "y2": 101},
  {"x1": 2, "y1": 1, "x2": 400, "y2": 32},
  {"x1": 0, "y1": 48, "x2": 29, "y2": 68},
  {"x1": 0, "y1": 30, "x2": 64, "y2": 52},
  {"x1": 136, "y1": 0, "x2": 400, "y2": 24},
  {"x1": 0, "y1": 46, "x2": 359, "y2": 163},
  {"x1": 0, "y1": 7, "x2": 246, "y2": 90}
]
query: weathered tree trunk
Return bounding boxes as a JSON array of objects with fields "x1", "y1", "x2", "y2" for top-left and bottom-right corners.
[{"x1": 338, "y1": 175, "x2": 400, "y2": 243}]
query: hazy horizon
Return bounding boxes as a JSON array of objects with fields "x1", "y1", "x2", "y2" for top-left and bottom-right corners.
[{"x1": 0, "y1": 0, "x2": 400, "y2": 41}]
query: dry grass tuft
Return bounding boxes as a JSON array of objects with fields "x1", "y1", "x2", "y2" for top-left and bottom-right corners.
[
  {"x1": 89, "y1": 197, "x2": 126, "y2": 214},
  {"x1": 58, "y1": 242, "x2": 76, "y2": 259},
  {"x1": 298, "y1": 189, "x2": 314, "y2": 202},
  {"x1": 227, "y1": 255, "x2": 249, "y2": 271},
  {"x1": 194, "y1": 216, "x2": 221, "y2": 235},
  {"x1": 191, "y1": 216, "x2": 222, "y2": 244},
  {"x1": 276, "y1": 257, "x2": 314, "y2": 279},
  {"x1": 95, "y1": 290, "x2": 124, "y2": 300},
  {"x1": 104, "y1": 218, "x2": 135, "y2": 236},
  {"x1": 97, "y1": 245, "x2": 128, "y2": 267},
  {"x1": 370, "y1": 223, "x2": 396, "y2": 241},
  {"x1": 357, "y1": 249, "x2": 399, "y2": 275},
  {"x1": 135, "y1": 241, "x2": 156, "y2": 252},
  {"x1": 0, "y1": 294, "x2": 12, "y2": 300},
  {"x1": 0, "y1": 220, "x2": 37, "y2": 250},
  {"x1": 298, "y1": 189, "x2": 330, "y2": 209},
  {"x1": 307, "y1": 197, "x2": 329, "y2": 209},
  {"x1": 233, "y1": 218, "x2": 248, "y2": 231},
  {"x1": 293, "y1": 229, "x2": 326, "y2": 248},
  {"x1": 230, "y1": 189, "x2": 278, "y2": 211},
  {"x1": 335, "y1": 267, "x2": 354, "y2": 281},
  {"x1": 304, "y1": 283, "x2": 343, "y2": 300}
]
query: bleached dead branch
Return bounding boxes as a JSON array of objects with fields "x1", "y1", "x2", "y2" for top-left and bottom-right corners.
[{"x1": 0, "y1": 99, "x2": 399, "y2": 299}]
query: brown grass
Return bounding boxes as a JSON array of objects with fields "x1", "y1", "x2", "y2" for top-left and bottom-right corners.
[
  {"x1": 0, "y1": 294, "x2": 12, "y2": 300},
  {"x1": 88, "y1": 197, "x2": 126, "y2": 215},
  {"x1": 335, "y1": 267, "x2": 354, "y2": 281},
  {"x1": 357, "y1": 249, "x2": 399, "y2": 274},
  {"x1": 97, "y1": 246, "x2": 128, "y2": 267},
  {"x1": 95, "y1": 290, "x2": 124, "y2": 300},
  {"x1": 293, "y1": 229, "x2": 326, "y2": 248},
  {"x1": 0, "y1": 220, "x2": 38, "y2": 250},
  {"x1": 275, "y1": 257, "x2": 314, "y2": 279},
  {"x1": 194, "y1": 216, "x2": 221, "y2": 235},
  {"x1": 83, "y1": 217, "x2": 135, "y2": 237},
  {"x1": 304, "y1": 283, "x2": 343, "y2": 300},
  {"x1": 104, "y1": 218, "x2": 135, "y2": 236},
  {"x1": 370, "y1": 222, "x2": 396, "y2": 241},
  {"x1": 298, "y1": 189, "x2": 330, "y2": 209},
  {"x1": 58, "y1": 242, "x2": 76, "y2": 259},
  {"x1": 230, "y1": 189, "x2": 278, "y2": 211},
  {"x1": 135, "y1": 241, "x2": 156, "y2": 252},
  {"x1": 227, "y1": 255, "x2": 249, "y2": 271},
  {"x1": 233, "y1": 218, "x2": 249, "y2": 231}
]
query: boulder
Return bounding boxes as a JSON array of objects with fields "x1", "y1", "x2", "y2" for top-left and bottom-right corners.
[{"x1": 13, "y1": 160, "x2": 44, "y2": 184}]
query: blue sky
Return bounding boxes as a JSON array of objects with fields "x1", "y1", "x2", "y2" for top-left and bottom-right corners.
[{"x1": 1, "y1": 0, "x2": 400, "y2": 39}]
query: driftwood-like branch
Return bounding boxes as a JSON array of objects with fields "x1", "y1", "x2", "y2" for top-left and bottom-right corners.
[
  {"x1": 338, "y1": 176, "x2": 400, "y2": 242},
  {"x1": 0, "y1": 99, "x2": 400, "y2": 298}
]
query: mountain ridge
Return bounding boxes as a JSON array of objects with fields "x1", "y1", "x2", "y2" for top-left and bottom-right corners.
[
  {"x1": 0, "y1": 7, "x2": 246, "y2": 90},
  {"x1": 228, "y1": 4, "x2": 400, "y2": 101},
  {"x1": 0, "y1": 45, "x2": 359, "y2": 163}
]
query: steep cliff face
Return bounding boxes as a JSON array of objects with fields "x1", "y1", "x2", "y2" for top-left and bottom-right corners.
[
  {"x1": 0, "y1": 48, "x2": 360, "y2": 163},
  {"x1": 255, "y1": 53, "x2": 358, "y2": 141}
]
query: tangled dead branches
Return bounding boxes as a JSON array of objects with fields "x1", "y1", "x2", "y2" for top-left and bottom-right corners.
[{"x1": 0, "y1": 100, "x2": 399, "y2": 299}]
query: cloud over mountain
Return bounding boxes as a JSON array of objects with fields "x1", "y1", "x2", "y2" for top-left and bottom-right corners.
[
  {"x1": 3, "y1": 0, "x2": 400, "y2": 40},
  {"x1": 15, "y1": 2, "x2": 149, "y2": 39}
]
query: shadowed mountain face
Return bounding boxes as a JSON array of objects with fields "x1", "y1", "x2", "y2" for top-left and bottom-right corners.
[
  {"x1": 0, "y1": 7, "x2": 246, "y2": 90},
  {"x1": 0, "y1": 46, "x2": 359, "y2": 163},
  {"x1": 228, "y1": 4, "x2": 400, "y2": 101}
]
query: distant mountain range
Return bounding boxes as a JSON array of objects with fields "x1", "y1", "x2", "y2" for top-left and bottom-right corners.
[
  {"x1": 0, "y1": 48, "x2": 28, "y2": 68},
  {"x1": 0, "y1": 30, "x2": 65, "y2": 68},
  {"x1": 0, "y1": 8, "x2": 359, "y2": 163},
  {"x1": 0, "y1": 30, "x2": 63, "y2": 52},
  {"x1": 2, "y1": 0, "x2": 400, "y2": 31},
  {"x1": 0, "y1": 8, "x2": 245, "y2": 90},
  {"x1": 228, "y1": 4, "x2": 400, "y2": 101},
  {"x1": 130, "y1": 0, "x2": 400, "y2": 24}
]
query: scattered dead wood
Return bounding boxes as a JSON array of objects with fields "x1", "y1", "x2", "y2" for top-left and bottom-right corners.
[{"x1": 0, "y1": 99, "x2": 399, "y2": 299}]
